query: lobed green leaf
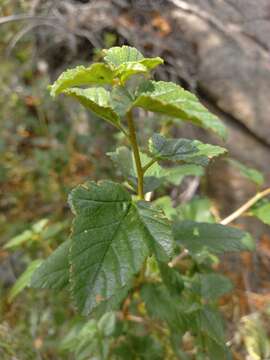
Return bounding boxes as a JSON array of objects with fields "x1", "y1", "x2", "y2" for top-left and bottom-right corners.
[
  {"x1": 68, "y1": 180, "x2": 173, "y2": 314},
  {"x1": 64, "y1": 87, "x2": 120, "y2": 126},
  {"x1": 49, "y1": 63, "x2": 114, "y2": 97},
  {"x1": 134, "y1": 81, "x2": 227, "y2": 139},
  {"x1": 31, "y1": 240, "x2": 70, "y2": 290}
]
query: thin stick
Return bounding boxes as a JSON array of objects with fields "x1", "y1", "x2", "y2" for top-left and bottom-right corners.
[
  {"x1": 0, "y1": 14, "x2": 55, "y2": 26},
  {"x1": 127, "y1": 111, "x2": 144, "y2": 200},
  {"x1": 220, "y1": 187, "x2": 270, "y2": 225}
]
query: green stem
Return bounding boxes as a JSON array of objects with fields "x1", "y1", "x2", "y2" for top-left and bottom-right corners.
[
  {"x1": 142, "y1": 158, "x2": 157, "y2": 174},
  {"x1": 127, "y1": 110, "x2": 144, "y2": 200}
]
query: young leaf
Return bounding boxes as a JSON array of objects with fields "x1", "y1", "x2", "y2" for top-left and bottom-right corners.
[
  {"x1": 103, "y1": 46, "x2": 163, "y2": 83},
  {"x1": 64, "y1": 87, "x2": 120, "y2": 127},
  {"x1": 49, "y1": 63, "x2": 114, "y2": 97},
  {"x1": 134, "y1": 81, "x2": 227, "y2": 139},
  {"x1": 103, "y1": 46, "x2": 144, "y2": 66},
  {"x1": 228, "y1": 159, "x2": 264, "y2": 186},
  {"x1": 251, "y1": 202, "x2": 270, "y2": 225},
  {"x1": 31, "y1": 240, "x2": 70, "y2": 290},
  {"x1": 8, "y1": 259, "x2": 43, "y2": 302},
  {"x1": 173, "y1": 221, "x2": 255, "y2": 255},
  {"x1": 68, "y1": 180, "x2": 173, "y2": 314}
]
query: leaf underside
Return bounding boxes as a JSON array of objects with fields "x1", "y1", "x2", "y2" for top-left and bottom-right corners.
[{"x1": 135, "y1": 81, "x2": 227, "y2": 139}]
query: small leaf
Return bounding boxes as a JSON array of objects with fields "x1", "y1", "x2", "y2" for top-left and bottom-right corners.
[
  {"x1": 141, "y1": 283, "x2": 187, "y2": 335},
  {"x1": 98, "y1": 311, "x2": 117, "y2": 336},
  {"x1": 173, "y1": 221, "x2": 255, "y2": 255},
  {"x1": 8, "y1": 260, "x2": 43, "y2": 302},
  {"x1": 49, "y1": 63, "x2": 114, "y2": 97},
  {"x1": 228, "y1": 159, "x2": 264, "y2": 186},
  {"x1": 103, "y1": 46, "x2": 163, "y2": 83},
  {"x1": 134, "y1": 81, "x2": 227, "y2": 139},
  {"x1": 251, "y1": 202, "x2": 270, "y2": 225},
  {"x1": 4, "y1": 230, "x2": 33, "y2": 250},
  {"x1": 149, "y1": 133, "x2": 199, "y2": 161},
  {"x1": 64, "y1": 87, "x2": 120, "y2": 126},
  {"x1": 176, "y1": 197, "x2": 215, "y2": 223},
  {"x1": 31, "y1": 240, "x2": 70, "y2": 290},
  {"x1": 149, "y1": 134, "x2": 227, "y2": 166},
  {"x1": 190, "y1": 273, "x2": 233, "y2": 301},
  {"x1": 111, "y1": 86, "x2": 133, "y2": 117}
]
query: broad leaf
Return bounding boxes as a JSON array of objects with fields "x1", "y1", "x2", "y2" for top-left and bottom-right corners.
[
  {"x1": 64, "y1": 87, "x2": 120, "y2": 126},
  {"x1": 49, "y1": 63, "x2": 114, "y2": 97},
  {"x1": 251, "y1": 202, "x2": 270, "y2": 225},
  {"x1": 68, "y1": 180, "x2": 173, "y2": 314},
  {"x1": 173, "y1": 221, "x2": 255, "y2": 255},
  {"x1": 134, "y1": 81, "x2": 227, "y2": 139},
  {"x1": 8, "y1": 259, "x2": 43, "y2": 302},
  {"x1": 31, "y1": 240, "x2": 70, "y2": 290},
  {"x1": 228, "y1": 159, "x2": 264, "y2": 186}
]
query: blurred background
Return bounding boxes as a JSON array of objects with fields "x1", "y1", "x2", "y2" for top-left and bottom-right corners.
[{"x1": 1, "y1": 0, "x2": 270, "y2": 359}]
